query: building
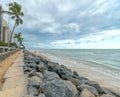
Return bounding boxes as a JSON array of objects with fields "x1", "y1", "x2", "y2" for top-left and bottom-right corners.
[
  {"x1": 0, "y1": 4, "x2": 12, "y2": 43},
  {"x1": 2, "y1": 19, "x2": 11, "y2": 43},
  {"x1": 0, "y1": 4, "x2": 3, "y2": 41}
]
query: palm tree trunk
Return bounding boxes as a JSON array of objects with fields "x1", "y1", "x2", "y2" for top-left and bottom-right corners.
[{"x1": 8, "y1": 22, "x2": 16, "y2": 47}]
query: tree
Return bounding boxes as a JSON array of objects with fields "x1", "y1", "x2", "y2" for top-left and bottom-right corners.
[
  {"x1": 14, "y1": 32, "x2": 25, "y2": 48},
  {"x1": 2, "y1": 2, "x2": 24, "y2": 47}
]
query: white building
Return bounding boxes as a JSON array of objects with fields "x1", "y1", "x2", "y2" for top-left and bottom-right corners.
[
  {"x1": 0, "y1": 4, "x2": 12, "y2": 43},
  {"x1": 2, "y1": 19, "x2": 11, "y2": 43},
  {"x1": 0, "y1": 4, "x2": 3, "y2": 41}
]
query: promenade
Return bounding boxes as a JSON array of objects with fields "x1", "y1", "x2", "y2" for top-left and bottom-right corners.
[{"x1": 0, "y1": 50, "x2": 28, "y2": 97}]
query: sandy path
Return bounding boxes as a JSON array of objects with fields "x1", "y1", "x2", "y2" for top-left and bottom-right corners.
[{"x1": 0, "y1": 51, "x2": 20, "y2": 90}]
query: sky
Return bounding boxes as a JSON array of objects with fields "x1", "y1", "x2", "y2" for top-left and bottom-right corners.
[{"x1": 1, "y1": 0, "x2": 120, "y2": 49}]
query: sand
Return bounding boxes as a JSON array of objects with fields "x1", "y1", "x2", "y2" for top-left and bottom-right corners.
[
  {"x1": 0, "y1": 51, "x2": 21, "y2": 90},
  {"x1": 33, "y1": 51, "x2": 120, "y2": 95}
]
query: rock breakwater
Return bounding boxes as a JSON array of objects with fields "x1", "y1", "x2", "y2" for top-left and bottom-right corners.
[{"x1": 23, "y1": 50, "x2": 119, "y2": 97}]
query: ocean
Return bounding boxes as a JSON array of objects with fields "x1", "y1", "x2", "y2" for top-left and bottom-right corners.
[{"x1": 39, "y1": 49, "x2": 120, "y2": 79}]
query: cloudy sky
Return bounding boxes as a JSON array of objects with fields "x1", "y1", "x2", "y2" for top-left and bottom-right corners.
[{"x1": 1, "y1": 0, "x2": 120, "y2": 49}]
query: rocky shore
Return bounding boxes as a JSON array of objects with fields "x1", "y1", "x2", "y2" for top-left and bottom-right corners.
[{"x1": 23, "y1": 50, "x2": 119, "y2": 97}]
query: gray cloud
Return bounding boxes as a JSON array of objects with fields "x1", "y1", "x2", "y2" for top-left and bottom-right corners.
[{"x1": 1, "y1": 0, "x2": 120, "y2": 49}]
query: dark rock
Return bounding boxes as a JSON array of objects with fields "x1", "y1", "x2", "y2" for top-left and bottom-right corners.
[
  {"x1": 42, "y1": 78, "x2": 79, "y2": 97},
  {"x1": 35, "y1": 60, "x2": 40, "y2": 65},
  {"x1": 57, "y1": 65, "x2": 76, "y2": 80},
  {"x1": 47, "y1": 61, "x2": 59, "y2": 72},
  {"x1": 24, "y1": 67, "x2": 33, "y2": 73},
  {"x1": 85, "y1": 81, "x2": 105, "y2": 94},
  {"x1": 73, "y1": 71, "x2": 79, "y2": 76},
  {"x1": 29, "y1": 62, "x2": 36, "y2": 68},
  {"x1": 43, "y1": 70, "x2": 59, "y2": 81},
  {"x1": 28, "y1": 86, "x2": 38, "y2": 96}
]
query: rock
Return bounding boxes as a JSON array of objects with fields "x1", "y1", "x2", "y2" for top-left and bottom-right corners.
[
  {"x1": 36, "y1": 62, "x2": 48, "y2": 72},
  {"x1": 57, "y1": 65, "x2": 75, "y2": 80},
  {"x1": 73, "y1": 71, "x2": 79, "y2": 76},
  {"x1": 80, "y1": 88, "x2": 96, "y2": 97},
  {"x1": 28, "y1": 86, "x2": 39, "y2": 96},
  {"x1": 24, "y1": 67, "x2": 33, "y2": 73},
  {"x1": 29, "y1": 70, "x2": 43, "y2": 79},
  {"x1": 66, "y1": 77, "x2": 80, "y2": 86},
  {"x1": 28, "y1": 70, "x2": 36, "y2": 77},
  {"x1": 47, "y1": 61, "x2": 59, "y2": 72},
  {"x1": 43, "y1": 70, "x2": 59, "y2": 81},
  {"x1": 35, "y1": 59, "x2": 41, "y2": 65},
  {"x1": 31, "y1": 76, "x2": 42, "y2": 83},
  {"x1": 28, "y1": 62, "x2": 36, "y2": 68},
  {"x1": 78, "y1": 85, "x2": 99, "y2": 96},
  {"x1": 28, "y1": 77, "x2": 42, "y2": 89},
  {"x1": 38, "y1": 94, "x2": 46, "y2": 97},
  {"x1": 34, "y1": 72, "x2": 43, "y2": 80},
  {"x1": 85, "y1": 81, "x2": 105, "y2": 94},
  {"x1": 42, "y1": 78, "x2": 79, "y2": 97}
]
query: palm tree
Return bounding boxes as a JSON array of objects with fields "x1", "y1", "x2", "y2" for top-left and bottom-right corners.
[
  {"x1": 2, "y1": 2, "x2": 24, "y2": 47},
  {"x1": 14, "y1": 32, "x2": 24, "y2": 48}
]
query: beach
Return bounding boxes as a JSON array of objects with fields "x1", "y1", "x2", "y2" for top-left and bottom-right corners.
[{"x1": 32, "y1": 50, "x2": 120, "y2": 95}]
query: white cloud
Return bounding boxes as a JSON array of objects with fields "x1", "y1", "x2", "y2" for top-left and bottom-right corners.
[
  {"x1": 51, "y1": 29, "x2": 120, "y2": 49},
  {"x1": 1, "y1": 0, "x2": 120, "y2": 49}
]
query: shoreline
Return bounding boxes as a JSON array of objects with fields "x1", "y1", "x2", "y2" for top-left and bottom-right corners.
[{"x1": 32, "y1": 50, "x2": 120, "y2": 94}]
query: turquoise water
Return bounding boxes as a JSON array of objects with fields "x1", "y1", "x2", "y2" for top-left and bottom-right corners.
[
  {"x1": 38, "y1": 49, "x2": 120, "y2": 79},
  {"x1": 39, "y1": 49, "x2": 120, "y2": 69}
]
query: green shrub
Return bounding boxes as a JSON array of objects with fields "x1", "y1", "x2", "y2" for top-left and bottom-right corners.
[{"x1": 0, "y1": 41, "x2": 8, "y2": 46}]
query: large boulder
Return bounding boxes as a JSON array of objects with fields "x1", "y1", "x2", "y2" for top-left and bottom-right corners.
[
  {"x1": 57, "y1": 65, "x2": 76, "y2": 80},
  {"x1": 28, "y1": 86, "x2": 39, "y2": 96},
  {"x1": 78, "y1": 85, "x2": 99, "y2": 96},
  {"x1": 47, "y1": 61, "x2": 60, "y2": 72},
  {"x1": 36, "y1": 62, "x2": 48, "y2": 72},
  {"x1": 43, "y1": 70, "x2": 59, "y2": 81},
  {"x1": 28, "y1": 76, "x2": 42, "y2": 89},
  {"x1": 85, "y1": 81, "x2": 105, "y2": 94},
  {"x1": 28, "y1": 71, "x2": 43, "y2": 80},
  {"x1": 42, "y1": 78, "x2": 79, "y2": 97}
]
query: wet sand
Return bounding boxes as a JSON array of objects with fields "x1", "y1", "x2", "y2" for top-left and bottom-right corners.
[{"x1": 32, "y1": 51, "x2": 120, "y2": 95}]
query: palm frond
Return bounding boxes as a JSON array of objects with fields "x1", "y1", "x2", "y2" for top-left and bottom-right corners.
[
  {"x1": 19, "y1": 18, "x2": 23, "y2": 24},
  {"x1": 1, "y1": 10, "x2": 14, "y2": 15}
]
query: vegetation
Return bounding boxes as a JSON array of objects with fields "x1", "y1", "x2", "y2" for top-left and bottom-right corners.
[
  {"x1": 14, "y1": 32, "x2": 25, "y2": 48},
  {"x1": 2, "y1": 2, "x2": 24, "y2": 47},
  {"x1": 0, "y1": 41, "x2": 17, "y2": 47},
  {"x1": 0, "y1": 41, "x2": 8, "y2": 46}
]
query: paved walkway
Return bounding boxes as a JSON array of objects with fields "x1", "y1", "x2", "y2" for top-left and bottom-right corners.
[{"x1": 0, "y1": 50, "x2": 28, "y2": 97}]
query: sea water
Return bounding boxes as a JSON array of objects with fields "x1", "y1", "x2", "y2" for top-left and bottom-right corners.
[{"x1": 39, "y1": 49, "x2": 120, "y2": 79}]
